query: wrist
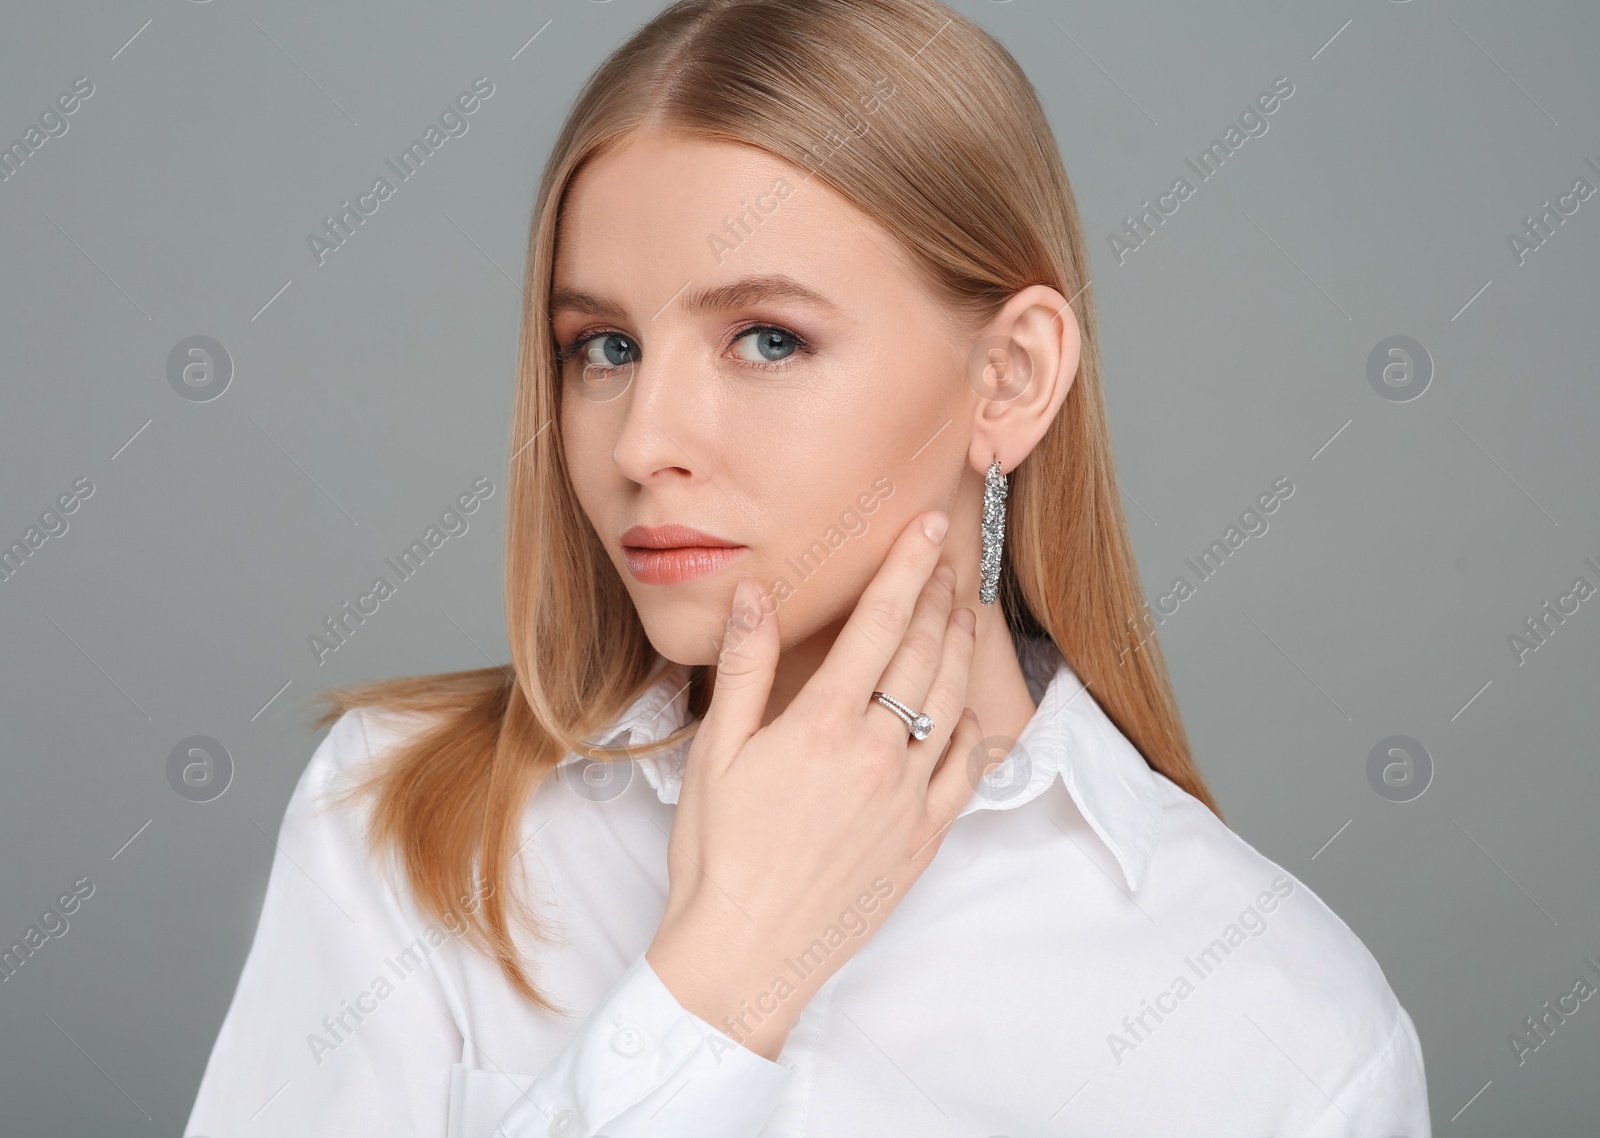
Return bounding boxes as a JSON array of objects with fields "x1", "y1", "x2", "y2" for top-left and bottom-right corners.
[{"x1": 647, "y1": 906, "x2": 802, "y2": 1061}]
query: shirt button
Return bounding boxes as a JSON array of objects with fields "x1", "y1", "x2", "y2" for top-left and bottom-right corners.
[
  {"x1": 547, "y1": 1107, "x2": 577, "y2": 1137},
  {"x1": 612, "y1": 1023, "x2": 645, "y2": 1056}
]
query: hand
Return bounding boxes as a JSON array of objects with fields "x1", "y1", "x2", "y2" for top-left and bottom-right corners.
[{"x1": 645, "y1": 509, "x2": 985, "y2": 1060}]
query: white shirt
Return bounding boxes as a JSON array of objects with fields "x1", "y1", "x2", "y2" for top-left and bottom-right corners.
[{"x1": 186, "y1": 633, "x2": 1431, "y2": 1137}]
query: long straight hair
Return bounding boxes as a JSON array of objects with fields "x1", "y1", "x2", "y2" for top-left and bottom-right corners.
[{"x1": 317, "y1": 0, "x2": 1220, "y2": 1014}]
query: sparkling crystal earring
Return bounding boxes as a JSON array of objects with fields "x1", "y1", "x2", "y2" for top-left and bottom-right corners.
[{"x1": 979, "y1": 457, "x2": 1008, "y2": 606}]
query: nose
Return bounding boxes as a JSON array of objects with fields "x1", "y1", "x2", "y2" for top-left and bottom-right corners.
[{"x1": 607, "y1": 347, "x2": 701, "y2": 487}]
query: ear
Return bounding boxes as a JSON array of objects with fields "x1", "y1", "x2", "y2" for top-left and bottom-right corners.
[{"x1": 967, "y1": 284, "x2": 1081, "y2": 475}]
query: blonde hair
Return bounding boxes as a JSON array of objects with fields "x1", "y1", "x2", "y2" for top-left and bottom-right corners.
[{"x1": 316, "y1": 0, "x2": 1220, "y2": 1014}]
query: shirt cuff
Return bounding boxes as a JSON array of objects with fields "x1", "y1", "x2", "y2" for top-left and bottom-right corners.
[{"x1": 493, "y1": 952, "x2": 795, "y2": 1138}]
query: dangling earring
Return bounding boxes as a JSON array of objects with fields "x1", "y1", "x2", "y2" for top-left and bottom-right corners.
[{"x1": 979, "y1": 457, "x2": 1008, "y2": 606}]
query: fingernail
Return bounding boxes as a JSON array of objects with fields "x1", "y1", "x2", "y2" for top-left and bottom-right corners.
[
  {"x1": 954, "y1": 607, "x2": 975, "y2": 633},
  {"x1": 923, "y1": 512, "x2": 949, "y2": 544},
  {"x1": 731, "y1": 578, "x2": 754, "y2": 618}
]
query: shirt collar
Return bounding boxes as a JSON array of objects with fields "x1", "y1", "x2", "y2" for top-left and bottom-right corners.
[{"x1": 558, "y1": 633, "x2": 1165, "y2": 892}]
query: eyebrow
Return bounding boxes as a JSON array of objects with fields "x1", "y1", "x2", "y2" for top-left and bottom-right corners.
[{"x1": 549, "y1": 273, "x2": 842, "y2": 320}]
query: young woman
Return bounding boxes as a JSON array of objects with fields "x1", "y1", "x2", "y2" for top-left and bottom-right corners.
[{"x1": 187, "y1": 1, "x2": 1430, "y2": 1135}]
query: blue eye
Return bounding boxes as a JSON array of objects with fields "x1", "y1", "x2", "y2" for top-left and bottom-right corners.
[
  {"x1": 730, "y1": 325, "x2": 806, "y2": 365},
  {"x1": 556, "y1": 324, "x2": 812, "y2": 372},
  {"x1": 565, "y1": 332, "x2": 638, "y2": 369}
]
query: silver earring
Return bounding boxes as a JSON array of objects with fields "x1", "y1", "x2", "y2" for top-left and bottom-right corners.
[{"x1": 979, "y1": 457, "x2": 1008, "y2": 606}]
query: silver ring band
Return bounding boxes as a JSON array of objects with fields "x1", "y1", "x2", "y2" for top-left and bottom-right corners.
[{"x1": 870, "y1": 691, "x2": 935, "y2": 741}]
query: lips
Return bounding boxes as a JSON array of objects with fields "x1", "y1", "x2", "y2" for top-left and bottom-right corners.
[{"x1": 620, "y1": 524, "x2": 747, "y2": 585}]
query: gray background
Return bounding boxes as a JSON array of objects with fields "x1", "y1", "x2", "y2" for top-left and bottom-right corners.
[{"x1": 1, "y1": 0, "x2": 1595, "y2": 1133}]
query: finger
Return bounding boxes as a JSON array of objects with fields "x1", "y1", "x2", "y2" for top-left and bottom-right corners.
[
  {"x1": 925, "y1": 706, "x2": 986, "y2": 826},
  {"x1": 697, "y1": 576, "x2": 778, "y2": 765},
  {"x1": 906, "y1": 603, "x2": 976, "y2": 778},
  {"x1": 872, "y1": 563, "x2": 957, "y2": 718},
  {"x1": 803, "y1": 510, "x2": 948, "y2": 713}
]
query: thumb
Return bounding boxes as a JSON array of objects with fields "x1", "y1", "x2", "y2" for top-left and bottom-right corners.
[{"x1": 698, "y1": 576, "x2": 779, "y2": 760}]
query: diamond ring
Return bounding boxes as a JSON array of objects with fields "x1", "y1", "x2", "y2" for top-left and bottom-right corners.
[{"x1": 870, "y1": 691, "x2": 934, "y2": 741}]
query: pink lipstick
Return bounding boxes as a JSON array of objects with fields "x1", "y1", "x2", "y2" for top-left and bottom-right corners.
[{"x1": 621, "y1": 524, "x2": 747, "y2": 585}]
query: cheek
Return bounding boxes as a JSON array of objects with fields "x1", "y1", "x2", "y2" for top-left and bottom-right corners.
[
  {"x1": 752, "y1": 482, "x2": 901, "y2": 618},
  {"x1": 560, "y1": 375, "x2": 626, "y2": 458},
  {"x1": 559, "y1": 407, "x2": 614, "y2": 519}
]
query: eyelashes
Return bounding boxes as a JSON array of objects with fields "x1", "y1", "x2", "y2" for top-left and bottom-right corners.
[
  {"x1": 552, "y1": 328, "x2": 637, "y2": 368},
  {"x1": 554, "y1": 323, "x2": 815, "y2": 373}
]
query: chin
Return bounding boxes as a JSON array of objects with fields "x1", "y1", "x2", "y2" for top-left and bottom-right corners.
[
  {"x1": 632, "y1": 575, "x2": 797, "y2": 666},
  {"x1": 611, "y1": 552, "x2": 746, "y2": 666},
  {"x1": 633, "y1": 603, "x2": 731, "y2": 667}
]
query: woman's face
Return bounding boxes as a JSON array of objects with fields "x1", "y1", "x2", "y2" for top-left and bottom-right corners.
[{"x1": 552, "y1": 131, "x2": 980, "y2": 666}]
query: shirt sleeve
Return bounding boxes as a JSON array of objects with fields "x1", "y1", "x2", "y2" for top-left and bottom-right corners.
[
  {"x1": 185, "y1": 707, "x2": 470, "y2": 1135},
  {"x1": 1299, "y1": 1002, "x2": 1432, "y2": 1138},
  {"x1": 185, "y1": 707, "x2": 795, "y2": 1138},
  {"x1": 490, "y1": 951, "x2": 796, "y2": 1138}
]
